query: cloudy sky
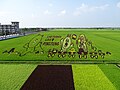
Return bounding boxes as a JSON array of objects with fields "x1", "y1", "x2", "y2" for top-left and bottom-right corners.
[{"x1": 0, "y1": 0, "x2": 120, "y2": 28}]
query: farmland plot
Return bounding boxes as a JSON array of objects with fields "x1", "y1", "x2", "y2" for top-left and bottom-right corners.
[
  {"x1": 72, "y1": 64, "x2": 117, "y2": 90},
  {"x1": 0, "y1": 29, "x2": 120, "y2": 90},
  {"x1": 98, "y1": 64, "x2": 120, "y2": 90},
  {"x1": 0, "y1": 64, "x2": 37, "y2": 90},
  {"x1": 0, "y1": 64, "x2": 120, "y2": 90}
]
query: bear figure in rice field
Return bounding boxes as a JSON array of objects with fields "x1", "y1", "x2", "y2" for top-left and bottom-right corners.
[{"x1": 76, "y1": 34, "x2": 88, "y2": 59}]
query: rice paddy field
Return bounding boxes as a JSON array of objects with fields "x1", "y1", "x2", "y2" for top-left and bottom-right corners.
[
  {"x1": 0, "y1": 29, "x2": 120, "y2": 90},
  {"x1": 0, "y1": 64, "x2": 120, "y2": 90},
  {"x1": 0, "y1": 29, "x2": 120, "y2": 61}
]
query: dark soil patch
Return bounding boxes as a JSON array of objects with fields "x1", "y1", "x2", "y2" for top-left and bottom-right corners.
[{"x1": 20, "y1": 65, "x2": 75, "y2": 90}]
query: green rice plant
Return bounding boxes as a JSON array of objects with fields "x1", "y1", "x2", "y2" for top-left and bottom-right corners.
[
  {"x1": 72, "y1": 64, "x2": 116, "y2": 90},
  {"x1": 0, "y1": 64, "x2": 37, "y2": 90},
  {"x1": 98, "y1": 64, "x2": 120, "y2": 90}
]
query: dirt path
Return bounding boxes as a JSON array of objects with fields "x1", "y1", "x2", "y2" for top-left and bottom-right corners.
[{"x1": 20, "y1": 65, "x2": 75, "y2": 90}]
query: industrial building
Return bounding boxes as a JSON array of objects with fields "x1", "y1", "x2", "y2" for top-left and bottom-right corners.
[{"x1": 0, "y1": 22, "x2": 19, "y2": 35}]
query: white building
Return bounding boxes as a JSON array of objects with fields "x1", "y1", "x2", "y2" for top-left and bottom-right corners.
[{"x1": 0, "y1": 22, "x2": 19, "y2": 35}]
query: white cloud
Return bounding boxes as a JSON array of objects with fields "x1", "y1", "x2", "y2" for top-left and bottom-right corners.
[
  {"x1": 44, "y1": 10, "x2": 52, "y2": 15},
  {"x1": 74, "y1": 3, "x2": 109, "y2": 16},
  {"x1": 31, "y1": 14, "x2": 35, "y2": 18},
  {"x1": 58, "y1": 10, "x2": 66, "y2": 16},
  {"x1": 49, "y1": 3, "x2": 53, "y2": 7},
  {"x1": 91, "y1": 4, "x2": 109, "y2": 11},
  {"x1": 117, "y1": 2, "x2": 120, "y2": 8},
  {"x1": 0, "y1": 11, "x2": 11, "y2": 16}
]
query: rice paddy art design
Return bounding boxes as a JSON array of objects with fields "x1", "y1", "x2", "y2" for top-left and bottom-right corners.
[{"x1": 2, "y1": 33, "x2": 111, "y2": 59}]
